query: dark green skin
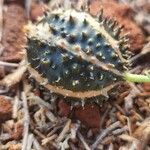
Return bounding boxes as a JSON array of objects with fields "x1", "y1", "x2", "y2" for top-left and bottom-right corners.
[{"x1": 27, "y1": 11, "x2": 129, "y2": 94}]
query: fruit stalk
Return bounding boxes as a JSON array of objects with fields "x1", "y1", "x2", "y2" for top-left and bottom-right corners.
[{"x1": 124, "y1": 71, "x2": 150, "y2": 83}]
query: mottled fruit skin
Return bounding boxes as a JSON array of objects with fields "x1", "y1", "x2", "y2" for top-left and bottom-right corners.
[{"x1": 26, "y1": 9, "x2": 131, "y2": 102}]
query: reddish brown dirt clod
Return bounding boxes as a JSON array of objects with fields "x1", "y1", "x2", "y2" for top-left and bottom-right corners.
[
  {"x1": 0, "y1": 66, "x2": 5, "y2": 79},
  {"x1": 58, "y1": 101, "x2": 101, "y2": 129},
  {"x1": 58, "y1": 100, "x2": 71, "y2": 117},
  {"x1": 75, "y1": 104, "x2": 100, "y2": 129},
  {"x1": 30, "y1": 4, "x2": 48, "y2": 21},
  {"x1": 143, "y1": 83, "x2": 150, "y2": 92},
  {"x1": 89, "y1": 0, "x2": 145, "y2": 53},
  {"x1": 0, "y1": 96, "x2": 12, "y2": 123},
  {"x1": 33, "y1": 89, "x2": 41, "y2": 97},
  {"x1": 1, "y1": 3, "x2": 26, "y2": 62},
  {"x1": 11, "y1": 122, "x2": 23, "y2": 140}
]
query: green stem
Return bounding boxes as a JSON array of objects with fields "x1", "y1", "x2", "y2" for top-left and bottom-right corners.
[{"x1": 124, "y1": 72, "x2": 150, "y2": 83}]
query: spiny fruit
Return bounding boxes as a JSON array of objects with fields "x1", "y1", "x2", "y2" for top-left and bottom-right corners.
[{"x1": 25, "y1": 9, "x2": 132, "y2": 104}]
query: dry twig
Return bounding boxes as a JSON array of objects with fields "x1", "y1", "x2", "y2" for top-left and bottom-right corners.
[
  {"x1": 0, "y1": 0, "x2": 3, "y2": 41},
  {"x1": 56, "y1": 119, "x2": 71, "y2": 142},
  {"x1": 91, "y1": 121, "x2": 121, "y2": 150},
  {"x1": 22, "y1": 92, "x2": 30, "y2": 150},
  {"x1": 0, "y1": 61, "x2": 19, "y2": 67},
  {"x1": 78, "y1": 132, "x2": 91, "y2": 150}
]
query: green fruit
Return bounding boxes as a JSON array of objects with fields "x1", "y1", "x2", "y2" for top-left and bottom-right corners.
[{"x1": 26, "y1": 9, "x2": 131, "y2": 103}]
